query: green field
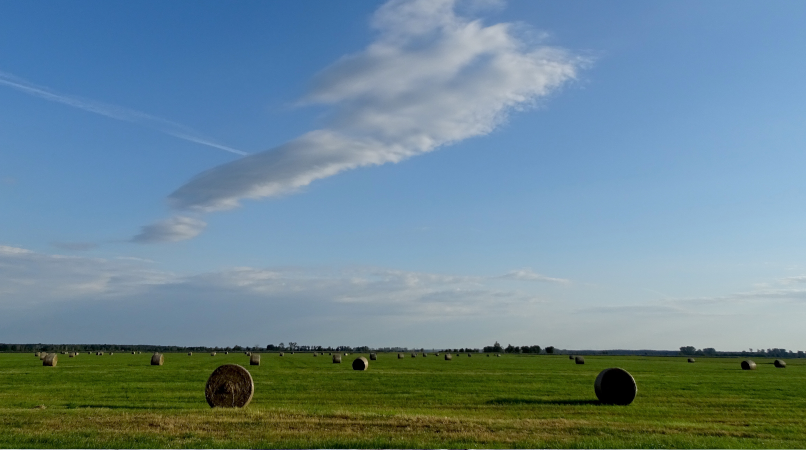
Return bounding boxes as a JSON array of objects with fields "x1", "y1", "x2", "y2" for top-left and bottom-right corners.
[{"x1": 1, "y1": 352, "x2": 804, "y2": 448}]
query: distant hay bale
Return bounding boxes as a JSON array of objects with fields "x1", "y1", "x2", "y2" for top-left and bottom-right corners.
[
  {"x1": 313, "y1": 353, "x2": 318, "y2": 357},
  {"x1": 496, "y1": 354, "x2": 501, "y2": 357},
  {"x1": 398, "y1": 353, "x2": 404, "y2": 359},
  {"x1": 43, "y1": 354, "x2": 57, "y2": 367},
  {"x1": 188, "y1": 352, "x2": 193, "y2": 356},
  {"x1": 774, "y1": 359, "x2": 786, "y2": 368},
  {"x1": 741, "y1": 360, "x2": 757, "y2": 370},
  {"x1": 205, "y1": 364, "x2": 254, "y2": 408},
  {"x1": 69, "y1": 353, "x2": 75, "y2": 358},
  {"x1": 34, "y1": 352, "x2": 39, "y2": 357},
  {"x1": 38, "y1": 353, "x2": 46, "y2": 360},
  {"x1": 687, "y1": 358, "x2": 695, "y2": 363},
  {"x1": 575, "y1": 356, "x2": 585, "y2": 365},
  {"x1": 225, "y1": 352, "x2": 229, "y2": 355},
  {"x1": 110, "y1": 353, "x2": 113, "y2": 356},
  {"x1": 151, "y1": 353, "x2": 164, "y2": 366},
  {"x1": 250, "y1": 354, "x2": 260, "y2": 366},
  {"x1": 444, "y1": 354, "x2": 452, "y2": 360},
  {"x1": 352, "y1": 356, "x2": 369, "y2": 371},
  {"x1": 487, "y1": 354, "x2": 490, "y2": 357},
  {"x1": 333, "y1": 354, "x2": 342, "y2": 364},
  {"x1": 211, "y1": 352, "x2": 217, "y2": 356},
  {"x1": 435, "y1": 353, "x2": 440, "y2": 356},
  {"x1": 594, "y1": 368, "x2": 637, "y2": 405},
  {"x1": 279, "y1": 352, "x2": 284, "y2": 356},
  {"x1": 291, "y1": 352, "x2": 295, "y2": 355},
  {"x1": 370, "y1": 353, "x2": 377, "y2": 360},
  {"x1": 132, "y1": 351, "x2": 136, "y2": 354},
  {"x1": 411, "y1": 352, "x2": 416, "y2": 358},
  {"x1": 569, "y1": 355, "x2": 574, "y2": 360},
  {"x1": 468, "y1": 354, "x2": 472, "y2": 357}
]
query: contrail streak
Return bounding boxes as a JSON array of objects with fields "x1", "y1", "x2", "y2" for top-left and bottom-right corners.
[{"x1": 0, "y1": 70, "x2": 247, "y2": 156}]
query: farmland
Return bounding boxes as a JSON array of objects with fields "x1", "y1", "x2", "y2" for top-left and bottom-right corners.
[{"x1": 0, "y1": 353, "x2": 804, "y2": 448}]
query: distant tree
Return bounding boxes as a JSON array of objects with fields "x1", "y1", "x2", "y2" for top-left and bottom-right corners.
[
  {"x1": 679, "y1": 346, "x2": 696, "y2": 355},
  {"x1": 545, "y1": 346, "x2": 554, "y2": 354},
  {"x1": 520, "y1": 346, "x2": 530, "y2": 353},
  {"x1": 530, "y1": 345, "x2": 541, "y2": 354},
  {"x1": 504, "y1": 344, "x2": 517, "y2": 353}
]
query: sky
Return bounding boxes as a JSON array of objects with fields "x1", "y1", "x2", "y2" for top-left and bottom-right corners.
[{"x1": 1, "y1": 0, "x2": 806, "y2": 351}]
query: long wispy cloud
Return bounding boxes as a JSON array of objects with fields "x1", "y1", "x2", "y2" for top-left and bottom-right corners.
[
  {"x1": 135, "y1": 0, "x2": 584, "y2": 241},
  {"x1": 0, "y1": 70, "x2": 247, "y2": 156}
]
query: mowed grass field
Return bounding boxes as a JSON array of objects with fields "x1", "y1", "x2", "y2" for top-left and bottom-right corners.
[{"x1": 1, "y1": 353, "x2": 805, "y2": 448}]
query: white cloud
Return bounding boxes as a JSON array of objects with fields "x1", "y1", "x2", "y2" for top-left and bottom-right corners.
[
  {"x1": 163, "y1": 0, "x2": 582, "y2": 218},
  {"x1": 130, "y1": 216, "x2": 206, "y2": 244},
  {"x1": 50, "y1": 241, "x2": 97, "y2": 251},
  {"x1": 499, "y1": 268, "x2": 570, "y2": 283}
]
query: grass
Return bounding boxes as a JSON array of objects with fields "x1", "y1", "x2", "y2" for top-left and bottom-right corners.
[{"x1": 1, "y1": 352, "x2": 805, "y2": 448}]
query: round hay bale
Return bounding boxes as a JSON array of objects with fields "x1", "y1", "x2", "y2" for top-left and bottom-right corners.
[
  {"x1": 741, "y1": 360, "x2": 757, "y2": 370},
  {"x1": 435, "y1": 353, "x2": 440, "y2": 356},
  {"x1": 496, "y1": 354, "x2": 501, "y2": 357},
  {"x1": 398, "y1": 353, "x2": 404, "y2": 359},
  {"x1": 291, "y1": 352, "x2": 295, "y2": 355},
  {"x1": 225, "y1": 351, "x2": 229, "y2": 355},
  {"x1": 245, "y1": 352, "x2": 250, "y2": 356},
  {"x1": 313, "y1": 353, "x2": 318, "y2": 357},
  {"x1": 39, "y1": 353, "x2": 46, "y2": 360},
  {"x1": 204, "y1": 364, "x2": 254, "y2": 408},
  {"x1": 34, "y1": 352, "x2": 39, "y2": 357},
  {"x1": 211, "y1": 352, "x2": 217, "y2": 356},
  {"x1": 352, "y1": 356, "x2": 369, "y2": 371},
  {"x1": 279, "y1": 352, "x2": 284, "y2": 356},
  {"x1": 187, "y1": 352, "x2": 193, "y2": 356},
  {"x1": 444, "y1": 353, "x2": 452, "y2": 360},
  {"x1": 98, "y1": 352, "x2": 104, "y2": 356},
  {"x1": 487, "y1": 354, "x2": 490, "y2": 357},
  {"x1": 468, "y1": 353, "x2": 472, "y2": 357},
  {"x1": 687, "y1": 358, "x2": 695, "y2": 363},
  {"x1": 774, "y1": 359, "x2": 786, "y2": 368},
  {"x1": 250, "y1": 354, "x2": 260, "y2": 366},
  {"x1": 575, "y1": 356, "x2": 585, "y2": 365},
  {"x1": 370, "y1": 353, "x2": 377, "y2": 360},
  {"x1": 569, "y1": 355, "x2": 574, "y2": 360},
  {"x1": 333, "y1": 354, "x2": 342, "y2": 364},
  {"x1": 411, "y1": 352, "x2": 416, "y2": 358},
  {"x1": 151, "y1": 353, "x2": 164, "y2": 366},
  {"x1": 43, "y1": 354, "x2": 57, "y2": 367},
  {"x1": 69, "y1": 353, "x2": 75, "y2": 358},
  {"x1": 110, "y1": 353, "x2": 113, "y2": 356},
  {"x1": 594, "y1": 368, "x2": 637, "y2": 405}
]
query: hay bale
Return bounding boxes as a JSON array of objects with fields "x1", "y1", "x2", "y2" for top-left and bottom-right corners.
[
  {"x1": 444, "y1": 353, "x2": 452, "y2": 360},
  {"x1": 569, "y1": 355, "x2": 574, "y2": 360},
  {"x1": 34, "y1": 352, "x2": 39, "y2": 357},
  {"x1": 110, "y1": 353, "x2": 113, "y2": 356},
  {"x1": 132, "y1": 351, "x2": 136, "y2": 354},
  {"x1": 151, "y1": 353, "x2": 164, "y2": 366},
  {"x1": 313, "y1": 353, "x2": 318, "y2": 357},
  {"x1": 487, "y1": 354, "x2": 490, "y2": 357},
  {"x1": 496, "y1": 354, "x2": 501, "y2": 357},
  {"x1": 211, "y1": 352, "x2": 217, "y2": 356},
  {"x1": 69, "y1": 353, "x2": 75, "y2": 358},
  {"x1": 687, "y1": 358, "x2": 695, "y2": 363},
  {"x1": 741, "y1": 360, "x2": 757, "y2": 370},
  {"x1": 333, "y1": 354, "x2": 342, "y2": 364},
  {"x1": 435, "y1": 353, "x2": 440, "y2": 356},
  {"x1": 225, "y1": 351, "x2": 229, "y2": 355},
  {"x1": 370, "y1": 353, "x2": 377, "y2": 360},
  {"x1": 250, "y1": 354, "x2": 260, "y2": 366},
  {"x1": 188, "y1": 352, "x2": 193, "y2": 356},
  {"x1": 594, "y1": 368, "x2": 637, "y2": 405},
  {"x1": 39, "y1": 353, "x2": 46, "y2": 360},
  {"x1": 411, "y1": 352, "x2": 416, "y2": 358},
  {"x1": 422, "y1": 352, "x2": 427, "y2": 357},
  {"x1": 575, "y1": 356, "x2": 585, "y2": 365},
  {"x1": 468, "y1": 353, "x2": 472, "y2": 357},
  {"x1": 352, "y1": 356, "x2": 369, "y2": 371},
  {"x1": 398, "y1": 353, "x2": 404, "y2": 359},
  {"x1": 43, "y1": 353, "x2": 58, "y2": 367},
  {"x1": 279, "y1": 352, "x2": 284, "y2": 356},
  {"x1": 205, "y1": 364, "x2": 254, "y2": 408},
  {"x1": 774, "y1": 359, "x2": 786, "y2": 368}
]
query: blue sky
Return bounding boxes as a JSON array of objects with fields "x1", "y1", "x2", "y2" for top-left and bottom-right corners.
[{"x1": 1, "y1": 0, "x2": 805, "y2": 351}]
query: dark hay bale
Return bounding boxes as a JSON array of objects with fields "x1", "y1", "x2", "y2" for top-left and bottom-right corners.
[
  {"x1": 774, "y1": 359, "x2": 786, "y2": 368},
  {"x1": 313, "y1": 353, "x2": 318, "y2": 357},
  {"x1": 211, "y1": 352, "x2": 217, "y2": 356},
  {"x1": 43, "y1": 354, "x2": 57, "y2": 367},
  {"x1": 205, "y1": 364, "x2": 254, "y2": 408},
  {"x1": 575, "y1": 356, "x2": 585, "y2": 365},
  {"x1": 132, "y1": 351, "x2": 136, "y2": 354},
  {"x1": 487, "y1": 354, "x2": 490, "y2": 357},
  {"x1": 225, "y1": 352, "x2": 229, "y2": 355},
  {"x1": 188, "y1": 352, "x2": 193, "y2": 356},
  {"x1": 398, "y1": 353, "x2": 404, "y2": 359},
  {"x1": 594, "y1": 368, "x2": 637, "y2": 405},
  {"x1": 741, "y1": 360, "x2": 757, "y2": 370},
  {"x1": 687, "y1": 358, "x2": 695, "y2": 363},
  {"x1": 468, "y1": 354, "x2": 472, "y2": 357},
  {"x1": 411, "y1": 353, "x2": 416, "y2": 358},
  {"x1": 422, "y1": 353, "x2": 427, "y2": 357},
  {"x1": 370, "y1": 353, "x2": 377, "y2": 360},
  {"x1": 250, "y1": 354, "x2": 260, "y2": 366},
  {"x1": 352, "y1": 356, "x2": 369, "y2": 371},
  {"x1": 333, "y1": 354, "x2": 342, "y2": 364},
  {"x1": 569, "y1": 355, "x2": 574, "y2": 360},
  {"x1": 291, "y1": 352, "x2": 295, "y2": 355},
  {"x1": 444, "y1": 354, "x2": 452, "y2": 360},
  {"x1": 279, "y1": 352, "x2": 284, "y2": 356},
  {"x1": 151, "y1": 353, "x2": 164, "y2": 366}
]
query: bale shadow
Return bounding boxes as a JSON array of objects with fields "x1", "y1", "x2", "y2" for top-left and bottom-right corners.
[{"x1": 487, "y1": 398, "x2": 601, "y2": 406}]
